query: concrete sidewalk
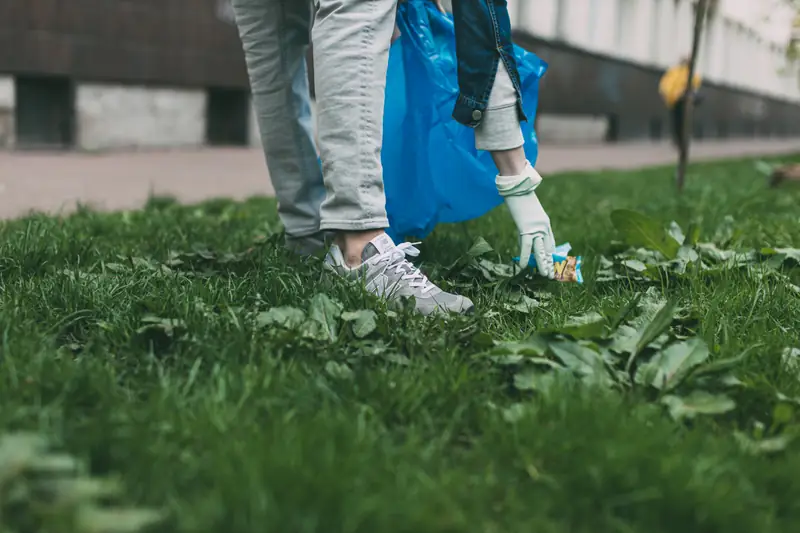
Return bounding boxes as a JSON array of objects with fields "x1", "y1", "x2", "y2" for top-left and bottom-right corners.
[{"x1": 1, "y1": 138, "x2": 798, "y2": 220}]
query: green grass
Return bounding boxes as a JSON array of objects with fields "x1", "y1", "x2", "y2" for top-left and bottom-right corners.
[{"x1": 1, "y1": 155, "x2": 800, "y2": 533}]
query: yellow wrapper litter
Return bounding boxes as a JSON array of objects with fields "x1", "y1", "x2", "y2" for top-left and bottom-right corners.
[{"x1": 515, "y1": 243, "x2": 583, "y2": 283}]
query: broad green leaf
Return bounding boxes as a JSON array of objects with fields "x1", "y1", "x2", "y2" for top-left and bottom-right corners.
[
  {"x1": 676, "y1": 246, "x2": 699, "y2": 263},
  {"x1": 633, "y1": 287, "x2": 668, "y2": 326},
  {"x1": 625, "y1": 300, "x2": 678, "y2": 372},
  {"x1": 256, "y1": 306, "x2": 306, "y2": 329},
  {"x1": 501, "y1": 403, "x2": 529, "y2": 423},
  {"x1": 557, "y1": 312, "x2": 607, "y2": 339},
  {"x1": 773, "y1": 403, "x2": 794, "y2": 426},
  {"x1": 76, "y1": 506, "x2": 165, "y2": 533},
  {"x1": 468, "y1": 237, "x2": 493, "y2": 258},
  {"x1": 635, "y1": 300, "x2": 676, "y2": 351},
  {"x1": 695, "y1": 242, "x2": 736, "y2": 263},
  {"x1": 548, "y1": 340, "x2": 612, "y2": 386},
  {"x1": 627, "y1": 247, "x2": 664, "y2": 263},
  {"x1": 782, "y1": 347, "x2": 800, "y2": 375},
  {"x1": 608, "y1": 293, "x2": 642, "y2": 332},
  {"x1": 104, "y1": 262, "x2": 128, "y2": 272},
  {"x1": 661, "y1": 391, "x2": 736, "y2": 421},
  {"x1": 325, "y1": 361, "x2": 354, "y2": 380},
  {"x1": 504, "y1": 293, "x2": 540, "y2": 313},
  {"x1": 622, "y1": 259, "x2": 648, "y2": 272},
  {"x1": 309, "y1": 294, "x2": 343, "y2": 341},
  {"x1": 734, "y1": 431, "x2": 792, "y2": 456},
  {"x1": 777, "y1": 391, "x2": 800, "y2": 406},
  {"x1": 341, "y1": 310, "x2": 377, "y2": 338},
  {"x1": 610, "y1": 209, "x2": 680, "y2": 260},
  {"x1": 0, "y1": 433, "x2": 47, "y2": 480},
  {"x1": 761, "y1": 247, "x2": 800, "y2": 266},
  {"x1": 684, "y1": 222, "x2": 701, "y2": 246},
  {"x1": 713, "y1": 215, "x2": 736, "y2": 245},
  {"x1": 609, "y1": 325, "x2": 639, "y2": 354},
  {"x1": 683, "y1": 345, "x2": 756, "y2": 384},
  {"x1": 471, "y1": 332, "x2": 496, "y2": 349},
  {"x1": 46, "y1": 478, "x2": 124, "y2": 504},
  {"x1": 668, "y1": 221, "x2": 686, "y2": 245},
  {"x1": 717, "y1": 373, "x2": 745, "y2": 388},
  {"x1": 491, "y1": 354, "x2": 562, "y2": 367},
  {"x1": 140, "y1": 315, "x2": 186, "y2": 329},
  {"x1": 513, "y1": 370, "x2": 569, "y2": 394},
  {"x1": 29, "y1": 453, "x2": 80, "y2": 474},
  {"x1": 596, "y1": 256, "x2": 621, "y2": 282},
  {"x1": 754, "y1": 160, "x2": 775, "y2": 176},
  {"x1": 478, "y1": 259, "x2": 514, "y2": 278},
  {"x1": 634, "y1": 359, "x2": 660, "y2": 389},
  {"x1": 638, "y1": 337, "x2": 710, "y2": 391},
  {"x1": 489, "y1": 336, "x2": 550, "y2": 359}
]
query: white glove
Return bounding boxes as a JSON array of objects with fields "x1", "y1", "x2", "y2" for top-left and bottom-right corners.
[{"x1": 496, "y1": 163, "x2": 556, "y2": 278}]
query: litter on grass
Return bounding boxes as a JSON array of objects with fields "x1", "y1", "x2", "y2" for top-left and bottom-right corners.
[{"x1": 515, "y1": 243, "x2": 584, "y2": 283}]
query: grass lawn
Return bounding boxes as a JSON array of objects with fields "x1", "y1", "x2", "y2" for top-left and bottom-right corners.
[{"x1": 2, "y1": 154, "x2": 800, "y2": 533}]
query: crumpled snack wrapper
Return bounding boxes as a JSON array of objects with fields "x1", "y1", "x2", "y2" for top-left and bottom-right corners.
[{"x1": 515, "y1": 243, "x2": 583, "y2": 283}]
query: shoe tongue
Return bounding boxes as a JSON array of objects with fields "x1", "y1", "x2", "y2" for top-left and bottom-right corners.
[{"x1": 361, "y1": 233, "x2": 396, "y2": 262}]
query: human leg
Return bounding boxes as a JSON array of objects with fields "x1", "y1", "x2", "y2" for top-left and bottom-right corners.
[
  {"x1": 312, "y1": 0, "x2": 396, "y2": 259},
  {"x1": 313, "y1": 0, "x2": 473, "y2": 314},
  {"x1": 451, "y1": 0, "x2": 555, "y2": 277},
  {"x1": 231, "y1": 0, "x2": 325, "y2": 255}
]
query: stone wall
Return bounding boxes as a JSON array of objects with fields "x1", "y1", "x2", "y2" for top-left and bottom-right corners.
[
  {"x1": 2, "y1": 79, "x2": 262, "y2": 151},
  {"x1": 75, "y1": 84, "x2": 206, "y2": 150}
]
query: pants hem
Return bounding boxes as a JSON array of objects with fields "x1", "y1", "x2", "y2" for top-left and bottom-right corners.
[{"x1": 319, "y1": 218, "x2": 390, "y2": 232}]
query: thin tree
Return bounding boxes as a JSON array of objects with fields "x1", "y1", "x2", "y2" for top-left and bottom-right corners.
[{"x1": 675, "y1": 0, "x2": 711, "y2": 193}]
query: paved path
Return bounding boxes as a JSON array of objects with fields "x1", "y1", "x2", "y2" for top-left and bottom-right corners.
[{"x1": 1, "y1": 138, "x2": 798, "y2": 220}]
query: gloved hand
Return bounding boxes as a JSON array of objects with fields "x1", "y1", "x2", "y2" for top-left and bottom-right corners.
[{"x1": 496, "y1": 163, "x2": 556, "y2": 278}]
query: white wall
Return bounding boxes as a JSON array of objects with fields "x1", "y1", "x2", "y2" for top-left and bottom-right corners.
[
  {"x1": 0, "y1": 76, "x2": 14, "y2": 148},
  {"x1": 512, "y1": 0, "x2": 800, "y2": 102},
  {"x1": 75, "y1": 84, "x2": 206, "y2": 150}
]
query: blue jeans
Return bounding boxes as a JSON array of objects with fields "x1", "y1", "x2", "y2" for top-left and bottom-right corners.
[{"x1": 451, "y1": 0, "x2": 527, "y2": 129}]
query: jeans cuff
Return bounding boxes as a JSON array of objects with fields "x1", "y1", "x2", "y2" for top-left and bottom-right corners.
[{"x1": 319, "y1": 217, "x2": 390, "y2": 232}]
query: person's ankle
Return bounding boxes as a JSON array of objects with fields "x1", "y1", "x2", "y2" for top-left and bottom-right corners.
[
  {"x1": 491, "y1": 146, "x2": 528, "y2": 176},
  {"x1": 335, "y1": 229, "x2": 385, "y2": 268}
]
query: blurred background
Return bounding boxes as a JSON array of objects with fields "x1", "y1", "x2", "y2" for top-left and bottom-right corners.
[
  {"x1": 0, "y1": 0, "x2": 798, "y2": 151},
  {"x1": 0, "y1": 0, "x2": 799, "y2": 220}
]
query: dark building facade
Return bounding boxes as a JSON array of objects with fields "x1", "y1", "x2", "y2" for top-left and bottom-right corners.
[
  {"x1": 514, "y1": 32, "x2": 800, "y2": 141},
  {"x1": 0, "y1": 0, "x2": 798, "y2": 150},
  {"x1": 0, "y1": 0, "x2": 252, "y2": 149},
  {"x1": 0, "y1": 0, "x2": 247, "y2": 87}
]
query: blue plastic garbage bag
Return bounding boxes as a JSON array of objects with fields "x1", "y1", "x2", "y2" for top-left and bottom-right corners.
[{"x1": 382, "y1": 0, "x2": 548, "y2": 243}]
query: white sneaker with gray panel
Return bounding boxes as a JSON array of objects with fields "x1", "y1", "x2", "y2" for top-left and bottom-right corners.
[{"x1": 324, "y1": 233, "x2": 475, "y2": 316}]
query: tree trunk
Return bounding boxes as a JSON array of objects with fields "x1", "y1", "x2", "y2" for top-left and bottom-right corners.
[{"x1": 676, "y1": 0, "x2": 709, "y2": 193}]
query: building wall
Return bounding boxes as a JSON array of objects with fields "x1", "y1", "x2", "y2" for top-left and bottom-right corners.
[
  {"x1": 516, "y1": 32, "x2": 800, "y2": 141},
  {"x1": 75, "y1": 84, "x2": 207, "y2": 150},
  {"x1": 0, "y1": 0, "x2": 247, "y2": 88},
  {"x1": 0, "y1": 0, "x2": 798, "y2": 149},
  {"x1": 511, "y1": 0, "x2": 800, "y2": 103}
]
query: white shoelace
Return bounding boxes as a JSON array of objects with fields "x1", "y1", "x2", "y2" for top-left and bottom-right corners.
[{"x1": 369, "y1": 242, "x2": 435, "y2": 294}]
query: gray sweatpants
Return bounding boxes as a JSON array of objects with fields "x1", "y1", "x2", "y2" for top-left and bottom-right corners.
[{"x1": 232, "y1": 0, "x2": 524, "y2": 241}]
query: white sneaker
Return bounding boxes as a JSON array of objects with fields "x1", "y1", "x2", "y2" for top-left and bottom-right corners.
[{"x1": 324, "y1": 233, "x2": 475, "y2": 316}]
